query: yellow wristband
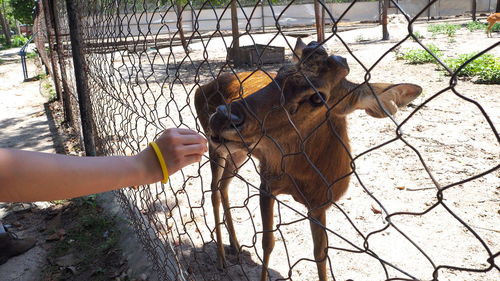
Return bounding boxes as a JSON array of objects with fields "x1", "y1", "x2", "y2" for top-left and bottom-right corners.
[{"x1": 149, "y1": 141, "x2": 169, "y2": 184}]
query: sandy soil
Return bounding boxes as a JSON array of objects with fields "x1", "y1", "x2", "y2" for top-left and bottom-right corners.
[
  {"x1": 0, "y1": 54, "x2": 56, "y2": 281},
  {"x1": 86, "y1": 17, "x2": 500, "y2": 281}
]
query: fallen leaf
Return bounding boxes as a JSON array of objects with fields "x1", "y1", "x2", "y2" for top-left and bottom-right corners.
[
  {"x1": 371, "y1": 204, "x2": 382, "y2": 214},
  {"x1": 46, "y1": 229, "x2": 66, "y2": 241},
  {"x1": 396, "y1": 186, "x2": 406, "y2": 190}
]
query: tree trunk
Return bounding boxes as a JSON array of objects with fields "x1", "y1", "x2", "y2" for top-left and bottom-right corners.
[
  {"x1": 15, "y1": 20, "x2": 21, "y2": 35},
  {"x1": 0, "y1": 9, "x2": 10, "y2": 46},
  {"x1": 176, "y1": 2, "x2": 189, "y2": 53},
  {"x1": 471, "y1": 0, "x2": 477, "y2": 21},
  {"x1": 230, "y1": 0, "x2": 241, "y2": 67},
  {"x1": 314, "y1": 0, "x2": 325, "y2": 42},
  {"x1": 496, "y1": 0, "x2": 500, "y2": 12},
  {"x1": 382, "y1": 0, "x2": 389, "y2": 40}
]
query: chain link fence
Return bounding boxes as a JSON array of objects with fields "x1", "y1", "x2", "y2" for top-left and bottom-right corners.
[{"x1": 33, "y1": 0, "x2": 498, "y2": 280}]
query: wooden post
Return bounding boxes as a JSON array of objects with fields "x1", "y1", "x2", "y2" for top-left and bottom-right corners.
[
  {"x1": 261, "y1": 0, "x2": 265, "y2": 33},
  {"x1": 176, "y1": 1, "x2": 189, "y2": 53},
  {"x1": 231, "y1": 0, "x2": 241, "y2": 67},
  {"x1": 471, "y1": 0, "x2": 477, "y2": 21},
  {"x1": 382, "y1": 0, "x2": 389, "y2": 40},
  {"x1": 65, "y1": 0, "x2": 96, "y2": 156},
  {"x1": 314, "y1": 0, "x2": 325, "y2": 42}
]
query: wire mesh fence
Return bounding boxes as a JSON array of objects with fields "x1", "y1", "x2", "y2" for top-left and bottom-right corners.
[{"x1": 33, "y1": 0, "x2": 498, "y2": 280}]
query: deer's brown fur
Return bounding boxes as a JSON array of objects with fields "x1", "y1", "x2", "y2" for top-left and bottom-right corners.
[
  {"x1": 194, "y1": 39, "x2": 422, "y2": 281},
  {"x1": 486, "y1": 13, "x2": 500, "y2": 37}
]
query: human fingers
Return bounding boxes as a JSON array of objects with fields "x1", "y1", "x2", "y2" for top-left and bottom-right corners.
[
  {"x1": 169, "y1": 127, "x2": 202, "y2": 136},
  {"x1": 180, "y1": 154, "x2": 204, "y2": 167},
  {"x1": 176, "y1": 134, "x2": 208, "y2": 146},
  {"x1": 157, "y1": 129, "x2": 207, "y2": 146},
  {"x1": 178, "y1": 143, "x2": 208, "y2": 155}
]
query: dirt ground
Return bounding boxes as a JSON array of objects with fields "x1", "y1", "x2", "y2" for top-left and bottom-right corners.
[
  {"x1": 0, "y1": 16, "x2": 497, "y2": 281},
  {"x1": 98, "y1": 17, "x2": 498, "y2": 281},
  {"x1": 0, "y1": 56, "x2": 142, "y2": 281}
]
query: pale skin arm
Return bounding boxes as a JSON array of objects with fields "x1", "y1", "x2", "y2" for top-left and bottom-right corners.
[{"x1": 0, "y1": 128, "x2": 207, "y2": 203}]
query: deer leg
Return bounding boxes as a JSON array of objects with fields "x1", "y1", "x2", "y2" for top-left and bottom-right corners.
[
  {"x1": 259, "y1": 185, "x2": 276, "y2": 281},
  {"x1": 209, "y1": 149, "x2": 226, "y2": 269},
  {"x1": 309, "y1": 209, "x2": 328, "y2": 281},
  {"x1": 219, "y1": 152, "x2": 246, "y2": 255}
]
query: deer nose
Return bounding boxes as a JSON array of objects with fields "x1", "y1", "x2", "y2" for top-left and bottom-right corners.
[
  {"x1": 215, "y1": 105, "x2": 245, "y2": 128},
  {"x1": 332, "y1": 55, "x2": 347, "y2": 68}
]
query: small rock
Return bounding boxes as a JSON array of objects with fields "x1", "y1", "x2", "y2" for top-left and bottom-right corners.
[
  {"x1": 55, "y1": 253, "x2": 77, "y2": 267},
  {"x1": 65, "y1": 266, "x2": 77, "y2": 275}
]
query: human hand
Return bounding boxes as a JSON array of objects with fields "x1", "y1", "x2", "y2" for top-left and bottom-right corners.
[
  {"x1": 154, "y1": 128, "x2": 208, "y2": 175},
  {"x1": 135, "y1": 128, "x2": 208, "y2": 183}
]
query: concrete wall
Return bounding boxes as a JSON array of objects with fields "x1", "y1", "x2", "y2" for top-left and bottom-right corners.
[
  {"x1": 86, "y1": 2, "x2": 380, "y2": 38},
  {"x1": 397, "y1": 0, "x2": 495, "y2": 18},
  {"x1": 86, "y1": 0, "x2": 497, "y2": 39}
]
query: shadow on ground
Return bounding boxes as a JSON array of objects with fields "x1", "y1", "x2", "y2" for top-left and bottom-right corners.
[{"x1": 0, "y1": 101, "x2": 65, "y2": 153}]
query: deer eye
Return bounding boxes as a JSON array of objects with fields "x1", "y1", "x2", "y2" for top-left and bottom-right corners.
[{"x1": 309, "y1": 92, "x2": 326, "y2": 106}]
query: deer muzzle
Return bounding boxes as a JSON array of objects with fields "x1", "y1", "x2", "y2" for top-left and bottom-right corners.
[{"x1": 208, "y1": 104, "x2": 245, "y2": 142}]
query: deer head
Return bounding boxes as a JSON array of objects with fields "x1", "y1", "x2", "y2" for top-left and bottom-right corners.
[{"x1": 208, "y1": 41, "x2": 422, "y2": 157}]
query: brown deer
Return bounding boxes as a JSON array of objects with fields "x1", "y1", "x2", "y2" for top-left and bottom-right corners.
[
  {"x1": 194, "y1": 39, "x2": 422, "y2": 281},
  {"x1": 486, "y1": 13, "x2": 500, "y2": 37}
]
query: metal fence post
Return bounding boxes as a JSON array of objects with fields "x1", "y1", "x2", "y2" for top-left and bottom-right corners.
[
  {"x1": 42, "y1": 0, "x2": 63, "y2": 101},
  {"x1": 65, "y1": 0, "x2": 96, "y2": 156},
  {"x1": 48, "y1": 0, "x2": 73, "y2": 125}
]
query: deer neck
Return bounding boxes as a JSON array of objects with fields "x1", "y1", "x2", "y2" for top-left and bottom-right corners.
[{"x1": 258, "y1": 108, "x2": 351, "y2": 202}]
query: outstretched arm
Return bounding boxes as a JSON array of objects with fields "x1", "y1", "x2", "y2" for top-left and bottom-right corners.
[{"x1": 0, "y1": 128, "x2": 207, "y2": 202}]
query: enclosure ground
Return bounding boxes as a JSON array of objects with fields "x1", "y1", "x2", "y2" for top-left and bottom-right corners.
[{"x1": 130, "y1": 16, "x2": 499, "y2": 281}]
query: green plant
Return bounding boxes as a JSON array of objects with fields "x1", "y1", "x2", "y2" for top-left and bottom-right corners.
[
  {"x1": 10, "y1": 34, "x2": 29, "y2": 48},
  {"x1": 466, "y1": 21, "x2": 485, "y2": 32},
  {"x1": 427, "y1": 23, "x2": 461, "y2": 37},
  {"x1": 491, "y1": 22, "x2": 500, "y2": 32},
  {"x1": 9, "y1": 0, "x2": 36, "y2": 24},
  {"x1": 445, "y1": 53, "x2": 500, "y2": 84},
  {"x1": 43, "y1": 198, "x2": 121, "y2": 280},
  {"x1": 26, "y1": 51, "x2": 37, "y2": 59},
  {"x1": 42, "y1": 80, "x2": 57, "y2": 101},
  {"x1": 396, "y1": 44, "x2": 442, "y2": 64},
  {"x1": 34, "y1": 73, "x2": 48, "y2": 80},
  {"x1": 412, "y1": 31, "x2": 424, "y2": 40}
]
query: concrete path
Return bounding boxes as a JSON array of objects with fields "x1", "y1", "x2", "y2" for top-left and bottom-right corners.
[{"x1": 0, "y1": 54, "x2": 54, "y2": 281}]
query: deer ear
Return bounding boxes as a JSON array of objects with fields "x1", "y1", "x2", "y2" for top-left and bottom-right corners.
[
  {"x1": 359, "y1": 83, "x2": 422, "y2": 118},
  {"x1": 292, "y1": 37, "x2": 306, "y2": 63}
]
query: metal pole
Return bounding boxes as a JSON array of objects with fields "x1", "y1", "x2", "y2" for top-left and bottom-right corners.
[
  {"x1": 428, "y1": 0, "x2": 431, "y2": 20},
  {"x1": 18, "y1": 34, "x2": 36, "y2": 81},
  {"x1": 261, "y1": 0, "x2": 265, "y2": 33},
  {"x1": 65, "y1": 0, "x2": 96, "y2": 156},
  {"x1": 42, "y1": 0, "x2": 63, "y2": 101},
  {"x1": 49, "y1": 0, "x2": 73, "y2": 125}
]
